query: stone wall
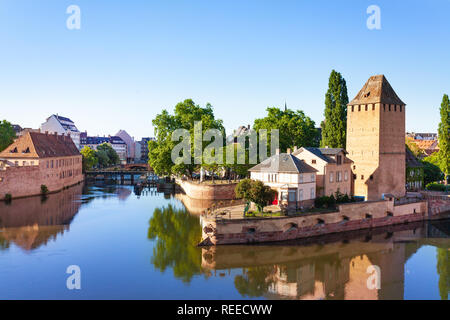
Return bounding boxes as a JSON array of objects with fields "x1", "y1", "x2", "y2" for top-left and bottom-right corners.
[
  {"x1": 177, "y1": 179, "x2": 238, "y2": 200},
  {"x1": 200, "y1": 198, "x2": 429, "y2": 245},
  {"x1": 0, "y1": 156, "x2": 83, "y2": 200}
]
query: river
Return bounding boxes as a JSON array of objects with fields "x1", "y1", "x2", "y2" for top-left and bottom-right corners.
[{"x1": 0, "y1": 183, "x2": 448, "y2": 300}]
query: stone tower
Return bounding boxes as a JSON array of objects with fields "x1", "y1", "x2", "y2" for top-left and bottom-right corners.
[{"x1": 346, "y1": 75, "x2": 406, "y2": 201}]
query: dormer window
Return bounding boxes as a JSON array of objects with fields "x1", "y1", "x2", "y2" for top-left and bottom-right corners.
[
  {"x1": 10, "y1": 147, "x2": 18, "y2": 153},
  {"x1": 22, "y1": 147, "x2": 30, "y2": 154}
]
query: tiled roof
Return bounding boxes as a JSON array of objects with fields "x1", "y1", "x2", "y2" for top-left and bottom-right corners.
[
  {"x1": 293, "y1": 147, "x2": 350, "y2": 164},
  {"x1": 349, "y1": 75, "x2": 405, "y2": 106},
  {"x1": 405, "y1": 148, "x2": 423, "y2": 168},
  {"x1": 82, "y1": 136, "x2": 126, "y2": 145},
  {"x1": 0, "y1": 132, "x2": 80, "y2": 159},
  {"x1": 249, "y1": 153, "x2": 317, "y2": 173}
]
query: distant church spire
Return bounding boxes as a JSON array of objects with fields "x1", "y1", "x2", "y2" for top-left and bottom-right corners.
[{"x1": 284, "y1": 101, "x2": 287, "y2": 111}]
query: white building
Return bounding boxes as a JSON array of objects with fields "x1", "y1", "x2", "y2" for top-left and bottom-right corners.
[
  {"x1": 249, "y1": 150, "x2": 318, "y2": 210},
  {"x1": 80, "y1": 135, "x2": 128, "y2": 164},
  {"x1": 40, "y1": 115, "x2": 81, "y2": 149}
]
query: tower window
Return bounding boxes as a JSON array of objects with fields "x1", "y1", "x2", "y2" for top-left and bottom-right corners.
[
  {"x1": 351, "y1": 106, "x2": 354, "y2": 112},
  {"x1": 389, "y1": 105, "x2": 391, "y2": 111},
  {"x1": 365, "y1": 105, "x2": 368, "y2": 111},
  {"x1": 394, "y1": 105, "x2": 397, "y2": 112},
  {"x1": 400, "y1": 105, "x2": 402, "y2": 112},
  {"x1": 358, "y1": 105, "x2": 361, "y2": 111},
  {"x1": 372, "y1": 104, "x2": 375, "y2": 110},
  {"x1": 383, "y1": 104, "x2": 386, "y2": 111}
]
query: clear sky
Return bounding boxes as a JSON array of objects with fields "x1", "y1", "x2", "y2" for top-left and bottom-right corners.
[{"x1": 0, "y1": 0, "x2": 449, "y2": 140}]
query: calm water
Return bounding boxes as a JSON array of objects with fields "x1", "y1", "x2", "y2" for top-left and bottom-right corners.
[{"x1": 0, "y1": 183, "x2": 448, "y2": 300}]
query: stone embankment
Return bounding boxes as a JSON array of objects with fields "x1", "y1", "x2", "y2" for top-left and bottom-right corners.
[{"x1": 200, "y1": 194, "x2": 450, "y2": 246}]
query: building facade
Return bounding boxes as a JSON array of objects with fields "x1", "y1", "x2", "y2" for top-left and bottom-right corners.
[
  {"x1": 40, "y1": 115, "x2": 81, "y2": 150},
  {"x1": 293, "y1": 147, "x2": 353, "y2": 197},
  {"x1": 346, "y1": 75, "x2": 406, "y2": 201},
  {"x1": 80, "y1": 135, "x2": 127, "y2": 164},
  {"x1": 405, "y1": 147, "x2": 424, "y2": 191},
  {"x1": 249, "y1": 150, "x2": 317, "y2": 210},
  {"x1": 0, "y1": 132, "x2": 83, "y2": 200},
  {"x1": 115, "y1": 130, "x2": 135, "y2": 163}
]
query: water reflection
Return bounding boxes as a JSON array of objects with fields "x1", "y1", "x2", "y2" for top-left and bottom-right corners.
[
  {"x1": 147, "y1": 204, "x2": 208, "y2": 282},
  {"x1": 0, "y1": 183, "x2": 83, "y2": 251},
  {"x1": 200, "y1": 220, "x2": 449, "y2": 300}
]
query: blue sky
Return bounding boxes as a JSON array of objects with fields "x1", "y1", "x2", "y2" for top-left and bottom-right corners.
[{"x1": 0, "y1": 0, "x2": 449, "y2": 140}]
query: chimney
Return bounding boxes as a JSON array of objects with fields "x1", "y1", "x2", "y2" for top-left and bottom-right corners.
[
  {"x1": 293, "y1": 146, "x2": 298, "y2": 152},
  {"x1": 287, "y1": 148, "x2": 291, "y2": 154},
  {"x1": 276, "y1": 148, "x2": 280, "y2": 155}
]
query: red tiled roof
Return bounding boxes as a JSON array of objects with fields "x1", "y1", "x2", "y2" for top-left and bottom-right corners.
[{"x1": 349, "y1": 75, "x2": 405, "y2": 106}]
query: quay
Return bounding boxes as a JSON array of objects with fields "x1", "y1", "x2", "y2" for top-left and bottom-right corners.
[{"x1": 199, "y1": 193, "x2": 450, "y2": 246}]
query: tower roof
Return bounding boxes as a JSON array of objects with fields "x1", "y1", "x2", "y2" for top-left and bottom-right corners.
[{"x1": 349, "y1": 75, "x2": 405, "y2": 106}]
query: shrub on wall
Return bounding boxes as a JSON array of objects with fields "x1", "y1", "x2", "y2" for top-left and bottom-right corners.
[
  {"x1": 4, "y1": 193, "x2": 12, "y2": 203},
  {"x1": 426, "y1": 183, "x2": 449, "y2": 192},
  {"x1": 40, "y1": 184, "x2": 49, "y2": 195}
]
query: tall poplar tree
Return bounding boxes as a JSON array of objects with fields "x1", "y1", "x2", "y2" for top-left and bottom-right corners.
[
  {"x1": 438, "y1": 94, "x2": 449, "y2": 183},
  {"x1": 321, "y1": 70, "x2": 349, "y2": 149}
]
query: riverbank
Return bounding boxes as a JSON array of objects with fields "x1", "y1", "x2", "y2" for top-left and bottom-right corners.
[
  {"x1": 176, "y1": 178, "x2": 238, "y2": 200},
  {"x1": 199, "y1": 194, "x2": 450, "y2": 246}
]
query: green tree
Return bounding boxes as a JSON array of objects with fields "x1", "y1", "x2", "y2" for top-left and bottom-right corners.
[
  {"x1": 421, "y1": 158, "x2": 444, "y2": 185},
  {"x1": 236, "y1": 179, "x2": 276, "y2": 213},
  {"x1": 437, "y1": 247, "x2": 449, "y2": 300},
  {"x1": 321, "y1": 70, "x2": 349, "y2": 149},
  {"x1": 80, "y1": 146, "x2": 98, "y2": 172},
  {"x1": 149, "y1": 99, "x2": 225, "y2": 177},
  {"x1": 147, "y1": 204, "x2": 204, "y2": 283},
  {"x1": 97, "y1": 143, "x2": 120, "y2": 167},
  {"x1": 406, "y1": 138, "x2": 424, "y2": 158},
  {"x1": 253, "y1": 107, "x2": 318, "y2": 153},
  {"x1": 0, "y1": 120, "x2": 16, "y2": 152},
  {"x1": 438, "y1": 94, "x2": 449, "y2": 183}
]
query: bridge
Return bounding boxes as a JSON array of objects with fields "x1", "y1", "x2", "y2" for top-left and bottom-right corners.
[{"x1": 122, "y1": 163, "x2": 151, "y2": 171}]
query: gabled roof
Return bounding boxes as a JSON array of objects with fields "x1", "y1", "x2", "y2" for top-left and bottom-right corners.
[
  {"x1": 249, "y1": 153, "x2": 317, "y2": 174},
  {"x1": 405, "y1": 148, "x2": 423, "y2": 168},
  {"x1": 48, "y1": 114, "x2": 79, "y2": 133},
  {"x1": 349, "y1": 75, "x2": 405, "y2": 106},
  {"x1": 0, "y1": 132, "x2": 80, "y2": 159},
  {"x1": 293, "y1": 147, "x2": 350, "y2": 164}
]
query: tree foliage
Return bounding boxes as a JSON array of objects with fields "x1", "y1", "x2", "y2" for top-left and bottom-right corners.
[
  {"x1": 321, "y1": 70, "x2": 349, "y2": 149},
  {"x1": 438, "y1": 94, "x2": 449, "y2": 180},
  {"x1": 80, "y1": 146, "x2": 98, "y2": 172},
  {"x1": 235, "y1": 179, "x2": 276, "y2": 212},
  {"x1": 147, "y1": 204, "x2": 204, "y2": 283},
  {"x1": 406, "y1": 138, "x2": 425, "y2": 158},
  {"x1": 149, "y1": 99, "x2": 225, "y2": 176},
  {"x1": 0, "y1": 120, "x2": 16, "y2": 152},
  {"x1": 253, "y1": 107, "x2": 318, "y2": 153},
  {"x1": 437, "y1": 247, "x2": 449, "y2": 300},
  {"x1": 96, "y1": 143, "x2": 120, "y2": 168},
  {"x1": 234, "y1": 267, "x2": 275, "y2": 298},
  {"x1": 421, "y1": 157, "x2": 444, "y2": 185}
]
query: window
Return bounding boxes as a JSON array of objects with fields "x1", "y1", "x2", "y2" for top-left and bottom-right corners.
[
  {"x1": 337, "y1": 155, "x2": 342, "y2": 165},
  {"x1": 358, "y1": 105, "x2": 361, "y2": 111},
  {"x1": 288, "y1": 191, "x2": 296, "y2": 202},
  {"x1": 344, "y1": 171, "x2": 348, "y2": 181},
  {"x1": 394, "y1": 105, "x2": 397, "y2": 112},
  {"x1": 312, "y1": 159, "x2": 316, "y2": 164},
  {"x1": 311, "y1": 174, "x2": 315, "y2": 182},
  {"x1": 372, "y1": 104, "x2": 375, "y2": 111},
  {"x1": 351, "y1": 106, "x2": 354, "y2": 112},
  {"x1": 400, "y1": 105, "x2": 402, "y2": 112},
  {"x1": 389, "y1": 105, "x2": 391, "y2": 111},
  {"x1": 299, "y1": 174, "x2": 303, "y2": 183},
  {"x1": 365, "y1": 105, "x2": 368, "y2": 111},
  {"x1": 361, "y1": 175, "x2": 364, "y2": 180},
  {"x1": 310, "y1": 188, "x2": 315, "y2": 199},
  {"x1": 329, "y1": 172, "x2": 334, "y2": 183},
  {"x1": 337, "y1": 171, "x2": 342, "y2": 182},
  {"x1": 370, "y1": 175, "x2": 374, "y2": 180},
  {"x1": 299, "y1": 189, "x2": 303, "y2": 201}
]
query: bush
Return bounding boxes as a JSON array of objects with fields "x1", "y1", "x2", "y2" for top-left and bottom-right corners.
[
  {"x1": 4, "y1": 193, "x2": 12, "y2": 203},
  {"x1": 426, "y1": 183, "x2": 449, "y2": 192},
  {"x1": 40, "y1": 184, "x2": 49, "y2": 195}
]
